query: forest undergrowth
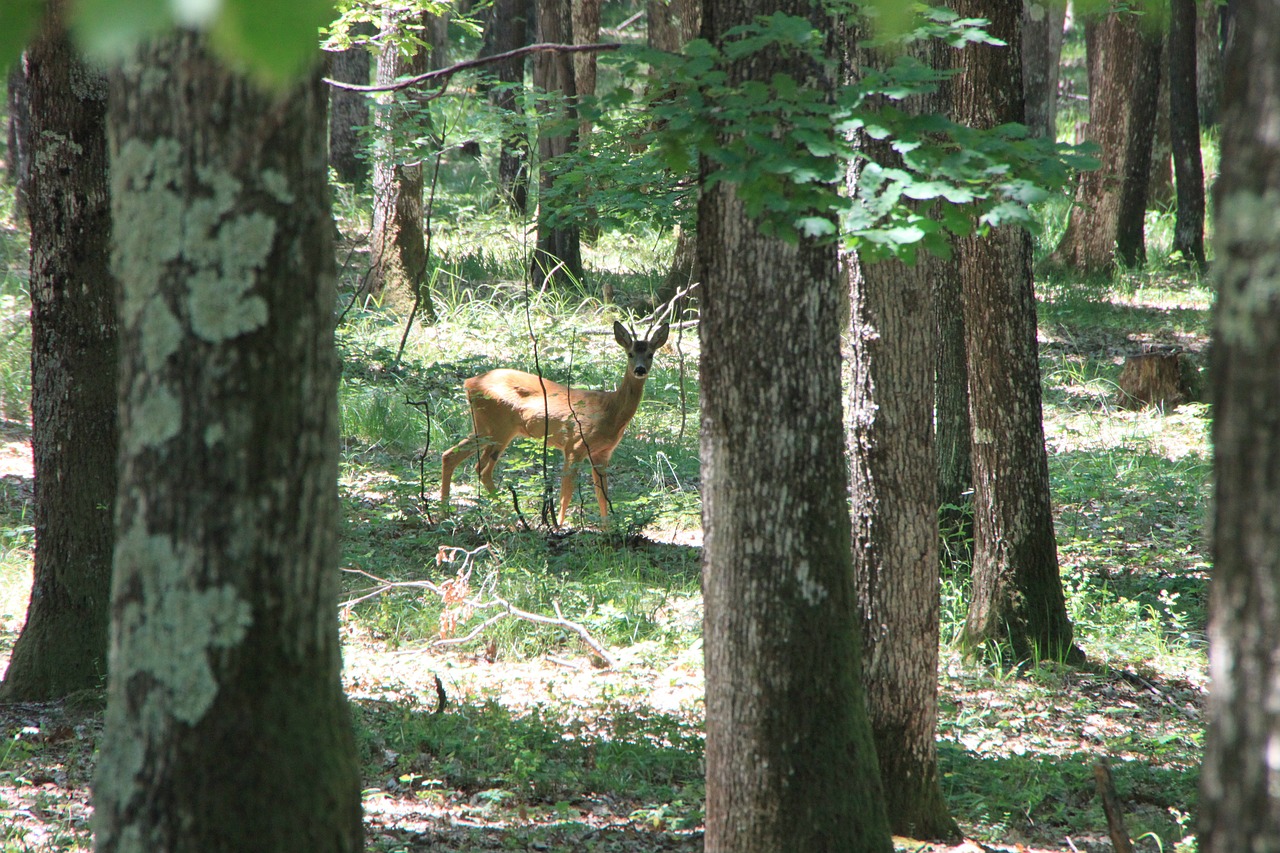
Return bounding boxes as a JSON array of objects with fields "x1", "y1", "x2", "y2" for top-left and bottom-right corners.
[{"x1": 0, "y1": 149, "x2": 1213, "y2": 852}]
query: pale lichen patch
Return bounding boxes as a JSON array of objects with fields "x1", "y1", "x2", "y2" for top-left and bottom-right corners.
[
  {"x1": 1214, "y1": 189, "x2": 1280, "y2": 347},
  {"x1": 261, "y1": 168, "x2": 296, "y2": 204},
  {"x1": 126, "y1": 386, "x2": 182, "y2": 453},
  {"x1": 138, "y1": 298, "x2": 184, "y2": 374},
  {"x1": 111, "y1": 524, "x2": 254, "y2": 726},
  {"x1": 187, "y1": 268, "x2": 269, "y2": 342},
  {"x1": 794, "y1": 558, "x2": 829, "y2": 606}
]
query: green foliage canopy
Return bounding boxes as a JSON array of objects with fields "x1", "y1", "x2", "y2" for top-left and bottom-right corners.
[{"x1": 544, "y1": 5, "x2": 1097, "y2": 262}]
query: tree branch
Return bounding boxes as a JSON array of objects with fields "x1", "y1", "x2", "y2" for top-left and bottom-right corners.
[{"x1": 324, "y1": 42, "x2": 624, "y2": 95}]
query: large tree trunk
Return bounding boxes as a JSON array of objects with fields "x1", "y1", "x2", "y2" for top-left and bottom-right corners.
[
  {"x1": 1169, "y1": 0, "x2": 1207, "y2": 268},
  {"x1": 1198, "y1": 1, "x2": 1280, "y2": 848},
  {"x1": 698, "y1": 2, "x2": 890, "y2": 851},
  {"x1": 532, "y1": 0, "x2": 584, "y2": 287},
  {"x1": 367, "y1": 9, "x2": 437, "y2": 318},
  {"x1": 1022, "y1": 0, "x2": 1065, "y2": 139},
  {"x1": 480, "y1": 0, "x2": 531, "y2": 212},
  {"x1": 0, "y1": 0, "x2": 116, "y2": 702},
  {"x1": 952, "y1": 0, "x2": 1082, "y2": 665},
  {"x1": 845, "y1": 34, "x2": 959, "y2": 843},
  {"x1": 326, "y1": 32, "x2": 371, "y2": 187},
  {"x1": 92, "y1": 31, "x2": 362, "y2": 852},
  {"x1": 1051, "y1": 8, "x2": 1163, "y2": 271}
]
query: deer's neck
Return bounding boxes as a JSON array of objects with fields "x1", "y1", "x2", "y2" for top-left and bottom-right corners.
[{"x1": 602, "y1": 370, "x2": 648, "y2": 431}]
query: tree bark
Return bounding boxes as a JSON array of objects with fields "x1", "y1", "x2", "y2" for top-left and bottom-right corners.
[
  {"x1": 480, "y1": 0, "x2": 532, "y2": 212},
  {"x1": 698, "y1": 2, "x2": 890, "y2": 851},
  {"x1": 848, "y1": 251, "x2": 959, "y2": 839},
  {"x1": 367, "y1": 8, "x2": 437, "y2": 317},
  {"x1": 326, "y1": 33, "x2": 371, "y2": 187},
  {"x1": 93, "y1": 30, "x2": 361, "y2": 852},
  {"x1": 952, "y1": 0, "x2": 1082, "y2": 665},
  {"x1": 1022, "y1": 0, "x2": 1065, "y2": 139},
  {"x1": 1198, "y1": 0, "x2": 1280, "y2": 848},
  {"x1": 844, "y1": 33, "x2": 959, "y2": 843},
  {"x1": 532, "y1": 0, "x2": 584, "y2": 287},
  {"x1": 1169, "y1": 0, "x2": 1207, "y2": 268},
  {"x1": 1050, "y1": 8, "x2": 1163, "y2": 272},
  {"x1": 0, "y1": 0, "x2": 116, "y2": 702}
]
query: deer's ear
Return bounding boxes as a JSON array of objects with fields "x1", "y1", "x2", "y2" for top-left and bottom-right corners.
[
  {"x1": 614, "y1": 321, "x2": 633, "y2": 348},
  {"x1": 650, "y1": 323, "x2": 670, "y2": 349}
]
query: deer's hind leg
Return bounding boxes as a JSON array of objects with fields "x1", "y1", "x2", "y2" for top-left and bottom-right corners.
[{"x1": 441, "y1": 435, "x2": 480, "y2": 509}]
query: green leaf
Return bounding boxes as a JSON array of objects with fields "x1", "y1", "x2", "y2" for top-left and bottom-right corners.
[
  {"x1": 72, "y1": 0, "x2": 172, "y2": 63},
  {"x1": 0, "y1": 0, "x2": 41, "y2": 67},
  {"x1": 796, "y1": 216, "x2": 837, "y2": 238},
  {"x1": 213, "y1": 0, "x2": 334, "y2": 84}
]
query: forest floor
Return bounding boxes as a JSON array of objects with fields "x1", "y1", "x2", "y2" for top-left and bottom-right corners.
[{"x1": 0, "y1": 181, "x2": 1211, "y2": 852}]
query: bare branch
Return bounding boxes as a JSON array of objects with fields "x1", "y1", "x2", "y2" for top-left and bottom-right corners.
[{"x1": 324, "y1": 42, "x2": 624, "y2": 95}]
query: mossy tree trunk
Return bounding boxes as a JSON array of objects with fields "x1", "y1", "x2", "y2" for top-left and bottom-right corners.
[
  {"x1": 952, "y1": 0, "x2": 1082, "y2": 665},
  {"x1": 698, "y1": 0, "x2": 890, "y2": 850},
  {"x1": 92, "y1": 30, "x2": 361, "y2": 853},
  {"x1": 1199, "y1": 2, "x2": 1280, "y2": 848},
  {"x1": 0, "y1": 0, "x2": 116, "y2": 702}
]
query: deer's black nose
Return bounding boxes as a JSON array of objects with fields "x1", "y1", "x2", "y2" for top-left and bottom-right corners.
[{"x1": 635, "y1": 365, "x2": 649, "y2": 377}]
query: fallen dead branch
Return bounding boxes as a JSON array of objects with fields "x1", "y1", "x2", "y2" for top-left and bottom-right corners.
[{"x1": 339, "y1": 544, "x2": 618, "y2": 669}]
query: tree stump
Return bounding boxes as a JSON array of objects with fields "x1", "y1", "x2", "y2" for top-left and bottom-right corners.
[{"x1": 1116, "y1": 351, "x2": 1191, "y2": 409}]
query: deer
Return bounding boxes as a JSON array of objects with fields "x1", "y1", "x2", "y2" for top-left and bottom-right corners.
[{"x1": 440, "y1": 321, "x2": 670, "y2": 526}]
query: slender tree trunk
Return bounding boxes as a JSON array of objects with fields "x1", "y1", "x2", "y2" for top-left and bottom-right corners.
[
  {"x1": 367, "y1": 9, "x2": 437, "y2": 318},
  {"x1": 1195, "y1": 0, "x2": 1222, "y2": 125},
  {"x1": 6, "y1": 59, "x2": 30, "y2": 220},
  {"x1": 93, "y1": 31, "x2": 361, "y2": 852},
  {"x1": 1148, "y1": 53, "x2": 1174, "y2": 210},
  {"x1": 935, "y1": 256, "x2": 972, "y2": 558},
  {"x1": 572, "y1": 0, "x2": 601, "y2": 140},
  {"x1": 1022, "y1": 0, "x2": 1065, "y2": 139},
  {"x1": 532, "y1": 0, "x2": 584, "y2": 286},
  {"x1": 649, "y1": 0, "x2": 701, "y2": 312},
  {"x1": 844, "y1": 33, "x2": 959, "y2": 842},
  {"x1": 1169, "y1": 0, "x2": 1207, "y2": 267},
  {"x1": 1051, "y1": 8, "x2": 1163, "y2": 272},
  {"x1": 1199, "y1": 1, "x2": 1280, "y2": 847},
  {"x1": 699, "y1": 1, "x2": 890, "y2": 850},
  {"x1": 326, "y1": 34, "x2": 371, "y2": 186},
  {"x1": 480, "y1": 0, "x2": 532, "y2": 212},
  {"x1": 952, "y1": 0, "x2": 1082, "y2": 665},
  {"x1": 1115, "y1": 32, "x2": 1163, "y2": 266},
  {"x1": 0, "y1": 0, "x2": 116, "y2": 702},
  {"x1": 848, "y1": 250, "x2": 959, "y2": 840}
]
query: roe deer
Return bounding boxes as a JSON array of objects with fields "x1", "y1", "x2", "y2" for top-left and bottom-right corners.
[{"x1": 440, "y1": 321, "x2": 670, "y2": 526}]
